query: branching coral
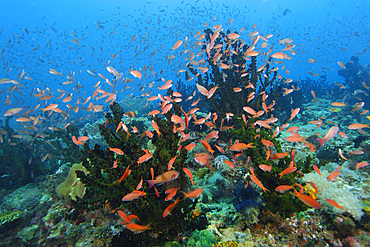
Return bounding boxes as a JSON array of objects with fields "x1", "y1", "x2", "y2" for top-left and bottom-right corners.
[
  {"x1": 73, "y1": 102, "x2": 203, "y2": 245},
  {"x1": 187, "y1": 28, "x2": 280, "y2": 125}
]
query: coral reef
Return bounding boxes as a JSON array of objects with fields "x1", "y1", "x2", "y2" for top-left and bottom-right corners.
[
  {"x1": 187, "y1": 28, "x2": 281, "y2": 126},
  {"x1": 0, "y1": 209, "x2": 22, "y2": 226},
  {"x1": 74, "y1": 102, "x2": 204, "y2": 245},
  {"x1": 186, "y1": 229, "x2": 217, "y2": 247},
  {"x1": 230, "y1": 124, "x2": 309, "y2": 217}
]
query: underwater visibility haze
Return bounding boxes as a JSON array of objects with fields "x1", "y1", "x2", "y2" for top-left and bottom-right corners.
[{"x1": 0, "y1": 0, "x2": 369, "y2": 246}]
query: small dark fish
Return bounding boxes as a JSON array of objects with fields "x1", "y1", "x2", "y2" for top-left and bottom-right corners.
[{"x1": 283, "y1": 8, "x2": 292, "y2": 16}]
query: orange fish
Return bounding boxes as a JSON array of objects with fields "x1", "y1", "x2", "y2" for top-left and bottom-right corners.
[
  {"x1": 172, "y1": 40, "x2": 183, "y2": 51},
  {"x1": 196, "y1": 83, "x2": 209, "y2": 97},
  {"x1": 148, "y1": 110, "x2": 160, "y2": 116},
  {"x1": 279, "y1": 166, "x2": 297, "y2": 178},
  {"x1": 201, "y1": 139, "x2": 214, "y2": 154},
  {"x1": 312, "y1": 165, "x2": 321, "y2": 175},
  {"x1": 117, "y1": 210, "x2": 133, "y2": 225},
  {"x1": 136, "y1": 177, "x2": 143, "y2": 190},
  {"x1": 229, "y1": 142, "x2": 254, "y2": 151},
  {"x1": 331, "y1": 102, "x2": 346, "y2": 107},
  {"x1": 215, "y1": 144, "x2": 225, "y2": 154},
  {"x1": 183, "y1": 168, "x2": 194, "y2": 185},
  {"x1": 204, "y1": 131, "x2": 219, "y2": 142},
  {"x1": 4, "y1": 107, "x2": 24, "y2": 116},
  {"x1": 138, "y1": 150, "x2": 153, "y2": 165},
  {"x1": 72, "y1": 136, "x2": 83, "y2": 146},
  {"x1": 249, "y1": 174, "x2": 269, "y2": 193},
  {"x1": 77, "y1": 136, "x2": 89, "y2": 142},
  {"x1": 163, "y1": 198, "x2": 180, "y2": 217},
  {"x1": 194, "y1": 153, "x2": 211, "y2": 169},
  {"x1": 109, "y1": 147, "x2": 124, "y2": 155},
  {"x1": 338, "y1": 131, "x2": 348, "y2": 138},
  {"x1": 275, "y1": 185, "x2": 294, "y2": 193},
  {"x1": 15, "y1": 117, "x2": 32, "y2": 122},
  {"x1": 144, "y1": 130, "x2": 154, "y2": 138},
  {"x1": 207, "y1": 85, "x2": 219, "y2": 99},
  {"x1": 355, "y1": 161, "x2": 368, "y2": 171},
  {"x1": 124, "y1": 111, "x2": 136, "y2": 118},
  {"x1": 349, "y1": 150, "x2": 364, "y2": 155},
  {"x1": 224, "y1": 160, "x2": 235, "y2": 169},
  {"x1": 243, "y1": 106, "x2": 257, "y2": 116},
  {"x1": 289, "y1": 108, "x2": 300, "y2": 121},
  {"x1": 270, "y1": 151, "x2": 289, "y2": 160},
  {"x1": 117, "y1": 165, "x2": 131, "y2": 184},
  {"x1": 42, "y1": 104, "x2": 59, "y2": 112},
  {"x1": 326, "y1": 199, "x2": 344, "y2": 210},
  {"x1": 112, "y1": 160, "x2": 118, "y2": 169},
  {"x1": 167, "y1": 155, "x2": 178, "y2": 170},
  {"x1": 337, "y1": 61, "x2": 346, "y2": 69},
  {"x1": 184, "y1": 143, "x2": 196, "y2": 151},
  {"x1": 316, "y1": 126, "x2": 339, "y2": 147},
  {"x1": 130, "y1": 70, "x2": 142, "y2": 80},
  {"x1": 271, "y1": 52, "x2": 286, "y2": 59},
  {"x1": 258, "y1": 164, "x2": 271, "y2": 172},
  {"x1": 338, "y1": 148, "x2": 347, "y2": 160},
  {"x1": 182, "y1": 188, "x2": 203, "y2": 199},
  {"x1": 254, "y1": 120, "x2": 272, "y2": 129},
  {"x1": 146, "y1": 170, "x2": 180, "y2": 188},
  {"x1": 165, "y1": 188, "x2": 179, "y2": 201},
  {"x1": 291, "y1": 189, "x2": 321, "y2": 209},
  {"x1": 285, "y1": 134, "x2": 305, "y2": 143},
  {"x1": 261, "y1": 139, "x2": 274, "y2": 147},
  {"x1": 125, "y1": 223, "x2": 152, "y2": 232},
  {"x1": 152, "y1": 120, "x2": 161, "y2": 136},
  {"x1": 171, "y1": 115, "x2": 184, "y2": 124},
  {"x1": 116, "y1": 121, "x2": 123, "y2": 132},
  {"x1": 327, "y1": 166, "x2": 342, "y2": 181},
  {"x1": 347, "y1": 123, "x2": 369, "y2": 130},
  {"x1": 122, "y1": 190, "x2": 146, "y2": 201}
]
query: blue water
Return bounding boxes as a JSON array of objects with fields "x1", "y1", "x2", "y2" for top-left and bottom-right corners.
[{"x1": 1, "y1": 0, "x2": 368, "y2": 118}]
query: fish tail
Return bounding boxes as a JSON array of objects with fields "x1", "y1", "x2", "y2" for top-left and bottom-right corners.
[
  {"x1": 316, "y1": 138, "x2": 324, "y2": 147},
  {"x1": 144, "y1": 223, "x2": 152, "y2": 229},
  {"x1": 180, "y1": 191, "x2": 188, "y2": 198},
  {"x1": 145, "y1": 180, "x2": 155, "y2": 188}
]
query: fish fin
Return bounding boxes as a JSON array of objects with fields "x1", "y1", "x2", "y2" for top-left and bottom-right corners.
[
  {"x1": 145, "y1": 180, "x2": 154, "y2": 188},
  {"x1": 180, "y1": 191, "x2": 188, "y2": 198},
  {"x1": 316, "y1": 138, "x2": 324, "y2": 147}
]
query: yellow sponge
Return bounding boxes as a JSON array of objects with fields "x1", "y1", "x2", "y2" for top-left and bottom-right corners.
[{"x1": 57, "y1": 163, "x2": 88, "y2": 201}]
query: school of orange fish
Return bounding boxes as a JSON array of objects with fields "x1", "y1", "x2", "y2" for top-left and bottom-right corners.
[{"x1": 1, "y1": 16, "x2": 369, "y2": 233}]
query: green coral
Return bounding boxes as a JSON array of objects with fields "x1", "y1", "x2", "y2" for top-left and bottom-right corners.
[
  {"x1": 163, "y1": 241, "x2": 182, "y2": 247},
  {"x1": 74, "y1": 102, "x2": 203, "y2": 245},
  {"x1": 0, "y1": 209, "x2": 22, "y2": 226},
  {"x1": 187, "y1": 28, "x2": 280, "y2": 126},
  {"x1": 230, "y1": 122, "x2": 309, "y2": 217},
  {"x1": 187, "y1": 229, "x2": 217, "y2": 247}
]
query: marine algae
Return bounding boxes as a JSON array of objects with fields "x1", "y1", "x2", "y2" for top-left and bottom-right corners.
[{"x1": 0, "y1": 209, "x2": 22, "y2": 226}]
